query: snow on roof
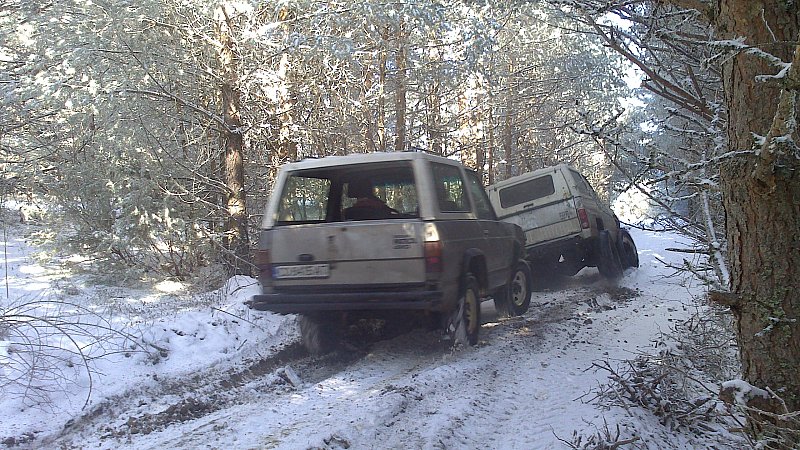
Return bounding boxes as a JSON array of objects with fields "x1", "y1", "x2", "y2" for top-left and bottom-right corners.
[
  {"x1": 487, "y1": 163, "x2": 574, "y2": 190},
  {"x1": 281, "y1": 151, "x2": 461, "y2": 171}
]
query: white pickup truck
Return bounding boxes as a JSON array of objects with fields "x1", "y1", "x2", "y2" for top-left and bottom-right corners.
[
  {"x1": 487, "y1": 164, "x2": 639, "y2": 279},
  {"x1": 249, "y1": 152, "x2": 531, "y2": 354}
]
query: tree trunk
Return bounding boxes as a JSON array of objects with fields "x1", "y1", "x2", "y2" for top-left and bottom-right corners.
[
  {"x1": 217, "y1": 6, "x2": 249, "y2": 274},
  {"x1": 715, "y1": 0, "x2": 800, "y2": 413},
  {"x1": 377, "y1": 28, "x2": 388, "y2": 153},
  {"x1": 276, "y1": 54, "x2": 297, "y2": 162},
  {"x1": 362, "y1": 66, "x2": 377, "y2": 153},
  {"x1": 426, "y1": 81, "x2": 443, "y2": 156},
  {"x1": 487, "y1": 109, "x2": 495, "y2": 185},
  {"x1": 503, "y1": 93, "x2": 514, "y2": 179},
  {"x1": 394, "y1": 19, "x2": 407, "y2": 153}
]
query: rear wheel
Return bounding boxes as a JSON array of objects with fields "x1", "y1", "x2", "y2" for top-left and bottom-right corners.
[
  {"x1": 298, "y1": 313, "x2": 341, "y2": 356},
  {"x1": 596, "y1": 230, "x2": 623, "y2": 279},
  {"x1": 494, "y1": 261, "x2": 532, "y2": 318},
  {"x1": 446, "y1": 274, "x2": 481, "y2": 346},
  {"x1": 619, "y1": 230, "x2": 639, "y2": 269}
]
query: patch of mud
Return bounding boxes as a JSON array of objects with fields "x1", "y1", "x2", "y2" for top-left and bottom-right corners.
[
  {"x1": 54, "y1": 314, "x2": 451, "y2": 447},
  {"x1": 549, "y1": 283, "x2": 641, "y2": 315},
  {"x1": 1, "y1": 432, "x2": 36, "y2": 448},
  {"x1": 101, "y1": 344, "x2": 365, "y2": 439},
  {"x1": 50, "y1": 341, "x2": 317, "y2": 446},
  {"x1": 121, "y1": 397, "x2": 215, "y2": 437},
  {"x1": 320, "y1": 434, "x2": 352, "y2": 449},
  {"x1": 591, "y1": 285, "x2": 641, "y2": 303}
]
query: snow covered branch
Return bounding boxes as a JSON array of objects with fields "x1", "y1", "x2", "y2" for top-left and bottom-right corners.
[{"x1": 1, "y1": 298, "x2": 143, "y2": 409}]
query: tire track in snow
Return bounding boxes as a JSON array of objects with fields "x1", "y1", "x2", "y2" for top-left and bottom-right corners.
[
  {"x1": 349, "y1": 281, "x2": 639, "y2": 449},
  {"x1": 49, "y1": 330, "x2": 368, "y2": 449},
  {"x1": 53, "y1": 272, "x2": 639, "y2": 450},
  {"x1": 311, "y1": 290, "x2": 590, "y2": 449},
  {"x1": 426, "y1": 294, "x2": 586, "y2": 449},
  {"x1": 140, "y1": 330, "x2": 456, "y2": 449}
]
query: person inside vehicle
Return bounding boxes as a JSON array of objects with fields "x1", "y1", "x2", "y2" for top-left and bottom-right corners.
[{"x1": 344, "y1": 178, "x2": 395, "y2": 220}]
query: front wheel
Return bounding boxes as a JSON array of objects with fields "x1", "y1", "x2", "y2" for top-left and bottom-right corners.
[
  {"x1": 446, "y1": 274, "x2": 481, "y2": 346},
  {"x1": 494, "y1": 261, "x2": 532, "y2": 318}
]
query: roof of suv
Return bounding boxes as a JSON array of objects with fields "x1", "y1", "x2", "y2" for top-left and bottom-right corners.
[
  {"x1": 488, "y1": 163, "x2": 574, "y2": 190},
  {"x1": 280, "y1": 151, "x2": 462, "y2": 171}
]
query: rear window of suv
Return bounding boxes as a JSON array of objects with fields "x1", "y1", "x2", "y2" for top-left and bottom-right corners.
[
  {"x1": 498, "y1": 175, "x2": 555, "y2": 208},
  {"x1": 275, "y1": 162, "x2": 418, "y2": 224},
  {"x1": 276, "y1": 175, "x2": 331, "y2": 223}
]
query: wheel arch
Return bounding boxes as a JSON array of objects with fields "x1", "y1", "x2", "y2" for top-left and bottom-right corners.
[
  {"x1": 512, "y1": 242, "x2": 524, "y2": 263},
  {"x1": 461, "y1": 248, "x2": 488, "y2": 294}
]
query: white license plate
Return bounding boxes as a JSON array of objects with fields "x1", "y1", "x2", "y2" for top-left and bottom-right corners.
[{"x1": 273, "y1": 264, "x2": 330, "y2": 279}]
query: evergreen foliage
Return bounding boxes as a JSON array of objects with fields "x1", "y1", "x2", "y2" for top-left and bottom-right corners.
[{"x1": 1, "y1": 0, "x2": 636, "y2": 279}]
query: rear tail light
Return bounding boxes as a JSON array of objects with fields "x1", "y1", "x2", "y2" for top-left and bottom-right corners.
[
  {"x1": 424, "y1": 241, "x2": 443, "y2": 273},
  {"x1": 424, "y1": 223, "x2": 443, "y2": 274},
  {"x1": 577, "y1": 208, "x2": 590, "y2": 229},
  {"x1": 253, "y1": 249, "x2": 272, "y2": 277},
  {"x1": 574, "y1": 197, "x2": 590, "y2": 229}
]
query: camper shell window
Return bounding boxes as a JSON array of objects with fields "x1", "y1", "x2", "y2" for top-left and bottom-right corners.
[{"x1": 498, "y1": 175, "x2": 556, "y2": 208}]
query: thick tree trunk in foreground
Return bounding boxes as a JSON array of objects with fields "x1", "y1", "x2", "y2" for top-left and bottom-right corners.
[{"x1": 715, "y1": 0, "x2": 800, "y2": 413}]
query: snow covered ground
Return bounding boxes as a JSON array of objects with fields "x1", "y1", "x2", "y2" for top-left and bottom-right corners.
[{"x1": 1, "y1": 223, "x2": 743, "y2": 449}]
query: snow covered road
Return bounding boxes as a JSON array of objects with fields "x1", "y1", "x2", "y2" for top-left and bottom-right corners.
[{"x1": 2, "y1": 229, "x2": 739, "y2": 449}]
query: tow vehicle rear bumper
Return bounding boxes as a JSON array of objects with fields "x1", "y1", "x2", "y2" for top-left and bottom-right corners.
[{"x1": 247, "y1": 290, "x2": 444, "y2": 314}]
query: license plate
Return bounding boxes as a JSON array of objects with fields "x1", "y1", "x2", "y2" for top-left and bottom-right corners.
[{"x1": 273, "y1": 264, "x2": 330, "y2": 279}]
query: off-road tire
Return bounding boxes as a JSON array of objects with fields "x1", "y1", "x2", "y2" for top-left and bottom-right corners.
[
  {"x1": 618, "y1": 229, "x2": 639, "y2": 269},
  {"x1": 597, "y1": 230, "x2": 623, "y2": 279},
  {"x1": 494, "y1": 261, "x2": 532, "y2": 318},
  {"x1": 298, "y1": 314, "x2": 341, "y2": 357},
  {"x1": 447, "y1": 274, "x2": 481, "y2": 346}
]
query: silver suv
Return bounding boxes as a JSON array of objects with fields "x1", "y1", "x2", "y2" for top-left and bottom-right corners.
[
  {"x1": 249, "y1": 152, "x2": 531, "y2": 354},
  {"x1": 487, "y1": 164, "x2": 638, "y2": 279}
]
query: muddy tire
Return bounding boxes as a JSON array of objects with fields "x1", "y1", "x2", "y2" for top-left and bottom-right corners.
[
  {"x1": 596, "y1": 230, "x2": 623, "y2": 279},
  {"x1": 446, "y1": 274, "x2": 481, "y2": 346},
  {"x1": 494, "y1": 261, "x2": 532, "y2": 318},
  {"x1": 618, "y1": 229, "x2": 639, "y2": 269},
  {"x1": 298, "y1": 314, "x2": 340, "y2": 357}
]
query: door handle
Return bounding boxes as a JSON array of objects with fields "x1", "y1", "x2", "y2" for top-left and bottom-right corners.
[{"x1": 483, "y1": 230, "x2": 489, "y2": 236}]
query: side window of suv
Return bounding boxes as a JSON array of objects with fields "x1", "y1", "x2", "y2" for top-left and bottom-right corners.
[
  {"x1": 431, "y1": 163, "x2": 469, "y2": 212},
  {"x1": 571, "y1": 170, "x2": 607, "y2": 204},
  {"x1": 465, "y1": 170, "x2": 496, "y2": 220},
  {"x1": 570, "y1": 169, "x2": 594, "y2": 196}
]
